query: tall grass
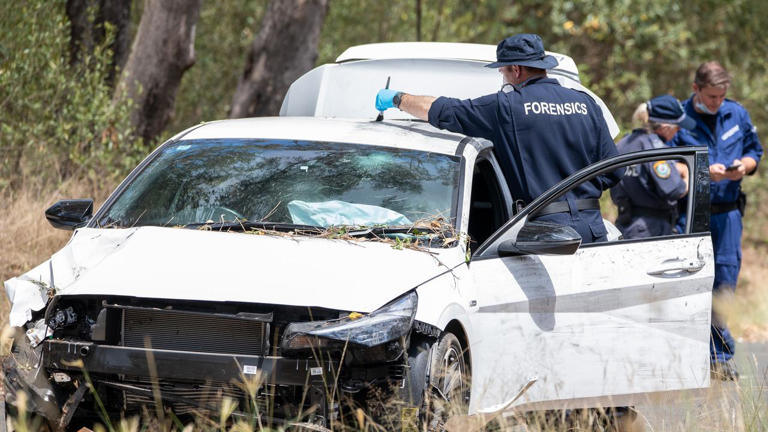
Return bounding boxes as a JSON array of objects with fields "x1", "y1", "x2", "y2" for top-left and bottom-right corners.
[
  {"x1": 723, "y1": 245, "x2": 768, "y2": 342},
  {"x1": 0, "y1": 180, "x2": 115, "y2": 326}
]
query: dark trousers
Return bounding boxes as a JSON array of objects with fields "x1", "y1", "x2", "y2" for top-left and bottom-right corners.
[
  {"x1": 535, "y1": 208, "x2": 607, "y2": 244},
  {"x1": 616, "y1": 215, "x2": 674, "y2": 239},
  {"x1": 709, "y1": 210, "x2": 742, "y2": 363}
]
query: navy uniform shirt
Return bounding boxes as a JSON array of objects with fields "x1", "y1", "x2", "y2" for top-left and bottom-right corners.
[
  {"x1": 610, "y1": 130, "x2": 686, "y2": 238},
  {"x1": 428, "y1": 77, "x2": 624, "y2": 242},
  {"x1": 611, "y1": 130, "x2": 686, "y2": 210},
  {"x1": 670, "y1": 97, "x2": 763, "y2": 204},
  {"x1": 669, "y1": 96, "x2": 763, "y2": 269}
]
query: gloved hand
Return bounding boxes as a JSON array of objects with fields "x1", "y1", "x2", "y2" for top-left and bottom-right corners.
[{"x1": 375, "y1": 89, "x2": 401, "y2": 111}]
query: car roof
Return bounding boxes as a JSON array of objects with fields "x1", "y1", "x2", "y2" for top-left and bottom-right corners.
[{"x1": 177, "y1": 116, "x2": 473, "y2": 156}]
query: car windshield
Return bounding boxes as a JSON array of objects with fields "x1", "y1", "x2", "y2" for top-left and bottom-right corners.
[{"x1": 98, "y1": 139, "x2": 460, "y2": 230}]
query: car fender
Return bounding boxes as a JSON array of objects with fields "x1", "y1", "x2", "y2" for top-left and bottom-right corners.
[{"x1": 414, "y1": 263, "x2": 474, "y2": 338}]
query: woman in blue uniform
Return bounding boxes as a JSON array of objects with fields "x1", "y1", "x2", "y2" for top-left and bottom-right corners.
[{"x1": 610, "y1": 95, "x2": 693, "y2": 238}]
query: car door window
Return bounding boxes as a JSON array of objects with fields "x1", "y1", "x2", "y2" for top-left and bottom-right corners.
[
  {"x1": 474, "y1": 147, "x2": 710, "y2": 258},
  {"x1": 603, "y1": 157, "x2": 692, "y2": 243}
]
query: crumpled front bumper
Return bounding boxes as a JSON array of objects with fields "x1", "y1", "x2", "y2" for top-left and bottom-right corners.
[
  {"x1": 4, "y1": 335, "x2": 344, "y2": 427},
  {"x1": 2, "y1": 328, "x2": 61, "y2": 423},
  {"x1": 43, "y1": 340, "x2": 336, "y2": 385}
]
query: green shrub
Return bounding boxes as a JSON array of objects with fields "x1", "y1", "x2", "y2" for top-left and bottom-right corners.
[{"x1": 0, "y1": 0, "x2": 143, "y2": 191}]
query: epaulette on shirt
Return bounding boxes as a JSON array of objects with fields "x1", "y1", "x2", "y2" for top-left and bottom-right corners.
[{"x1": 648, "y1": 133, "x2": 666, "y2": 149}]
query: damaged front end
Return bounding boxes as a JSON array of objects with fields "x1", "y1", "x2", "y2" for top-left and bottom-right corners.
[
  {"x1": 3, "y1": 291, "x2": 437, "y2": 429},
  {"x1": 3, "y1": 326, "x2": 62, "y2": 425}
]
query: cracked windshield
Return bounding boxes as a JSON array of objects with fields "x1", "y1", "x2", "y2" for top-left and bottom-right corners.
[{"x1": 100, "y1": 139, "x2": 460, "y2": 230}]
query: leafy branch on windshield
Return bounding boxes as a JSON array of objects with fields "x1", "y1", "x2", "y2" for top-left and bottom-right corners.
[{"x1": 239, "y1": 215, "x2": 466, "y2": 252}]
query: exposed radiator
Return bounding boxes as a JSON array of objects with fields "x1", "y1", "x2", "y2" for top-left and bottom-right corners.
[
  {"x1": 121, "y1": 308, "x2": 268, "y2": 355},
  {"x1": 110, "y1": 378, "x2": 257, "y2": 415}
]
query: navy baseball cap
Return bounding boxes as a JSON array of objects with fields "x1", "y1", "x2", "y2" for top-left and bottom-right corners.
[
  {"x1": 485, "y1": 34, "x2": 558, "y2": 69},
  {"x1": 647, "y1": 95, "x2": 696, "y2": 130}
]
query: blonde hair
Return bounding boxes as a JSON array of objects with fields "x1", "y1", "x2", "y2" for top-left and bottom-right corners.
[{"x1": 631, "y1": 102, "x2": 664, "y2": 132}]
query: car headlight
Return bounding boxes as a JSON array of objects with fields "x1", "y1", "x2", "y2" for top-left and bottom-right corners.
[{"x1": 281, "y1": 292, "x2": 417, "y2": 350}]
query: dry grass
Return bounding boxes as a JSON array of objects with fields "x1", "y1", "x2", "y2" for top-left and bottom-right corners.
[
  {"x1": 0, "y1": 179, "x2": 115, "y2": 327},
  {"x1": 717, "y1": 245, "x2": 768, "y2": 343}
]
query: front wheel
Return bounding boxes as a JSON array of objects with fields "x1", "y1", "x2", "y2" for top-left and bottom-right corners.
[
  {"x1": 362, "y1": 332, "x2": 471, "y2": 432},
  {"x1": 424, "y1": 332, "x2": 471, "y2": 432}
]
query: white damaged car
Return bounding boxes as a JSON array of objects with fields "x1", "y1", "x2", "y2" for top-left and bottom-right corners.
[{"x1": 3, "y1": 44, "x2": 714, "y2": 431}]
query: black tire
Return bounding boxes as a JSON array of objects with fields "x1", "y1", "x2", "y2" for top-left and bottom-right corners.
[
  {"x1": 526, "y1": 407, "x2": 645, "y2": 432},
  {"x1": 610, "y1": 407, "x2": 645, "y2": 432},
  {"x1": 362, "y1": 332, "x2": 471, "y2": 432},
  {"x1": 423, "y1": 332, "x2": 471, "y2": 432}
]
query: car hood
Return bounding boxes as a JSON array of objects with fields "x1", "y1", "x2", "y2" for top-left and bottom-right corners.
[{"x1": 5, "y1": 227, "x2": 460, "y2": 326}]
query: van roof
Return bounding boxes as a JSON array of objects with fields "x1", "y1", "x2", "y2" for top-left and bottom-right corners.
[
  {"x1": 280, "y1": 43, "x2": 618, "y2": 138},
  {"x1": 335, "y1": 42, "x2": 580, "y2": 82},
  {"x1": 336, "y1": 42, "x2": 496, "y2": 63}
]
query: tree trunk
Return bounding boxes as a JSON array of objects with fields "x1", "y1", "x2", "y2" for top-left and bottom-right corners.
[
  {"x1": 115, "y1": 0, "x2": 201, "y2": 143},
  {"x1": 66, "y1": 0, "x2": 132, "y2": 85},
  {"x1": 97, "y1": 0, "x2": 133, "y2": 84},
  {"x1": 230, "y1": 0, "x2": 330, "y2": 118},
  {"x1": 415, "y1": 0, "x2": 422, "y2": 41},
  {"x1": 431, "y1": 0, "x2": 446, "y2": 41},
  {"x1": 66, "y1": 0, "x2": 96, "y2": 65}
]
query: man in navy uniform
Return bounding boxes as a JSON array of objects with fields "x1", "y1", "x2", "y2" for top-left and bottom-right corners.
[
  {"x1": 611, "y1": 95, "x2": 693, "y2": 238},
  {"x1": 671, "y1": 61, "x2": 763, "y2": 379},
  {"x1": 375, "y1": 33, "x2": 623, "y2": 243}
]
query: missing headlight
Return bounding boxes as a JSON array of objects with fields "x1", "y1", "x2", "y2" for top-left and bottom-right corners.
[{"x1": 47, "y1": 306, "x2": 77, "y2": 330}]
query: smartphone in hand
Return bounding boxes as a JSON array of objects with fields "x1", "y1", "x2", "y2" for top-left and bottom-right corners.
[{"x1": 725, "y1": 164, "x2": 741, "y2": 172}]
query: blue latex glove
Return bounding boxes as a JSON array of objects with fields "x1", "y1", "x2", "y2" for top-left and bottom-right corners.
[{"x1": 376, "y1": 89, "x2": 400, "y2": 111}]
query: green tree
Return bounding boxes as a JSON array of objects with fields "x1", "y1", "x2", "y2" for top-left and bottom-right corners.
[
  {"x1": 168, "y1": 0, "x2": 267, "y2": 137},
  {"x1": 0, "y1": 0, "x2": 140, "y2": 189}
]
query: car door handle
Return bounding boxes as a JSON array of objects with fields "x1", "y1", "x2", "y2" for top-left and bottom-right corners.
[{"x1": 647, "y1": 258, "x2": 706, "y2": 277}]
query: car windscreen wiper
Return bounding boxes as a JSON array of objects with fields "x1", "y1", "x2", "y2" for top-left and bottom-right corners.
[
  {"x1": 345, "y1": 226, "x2": 441, "y2": 238},
  {"x1": 183, "y1": 220, "x2": 323, "y2": 233}
]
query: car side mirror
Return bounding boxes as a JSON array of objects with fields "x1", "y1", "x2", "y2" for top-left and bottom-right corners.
[
  {"x1": 45, "y1": 199, "x2": 93, "y2": 230},
  {"x1": 497, "y1": 220, "x2": 582, "y2": 256}
]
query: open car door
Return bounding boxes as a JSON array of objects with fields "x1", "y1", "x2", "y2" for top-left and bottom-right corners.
[{"x1": 466, "y1": 146, "x2": 713, "y2": 413}]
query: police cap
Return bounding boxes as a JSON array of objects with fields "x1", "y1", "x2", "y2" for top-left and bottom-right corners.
[{"x1": 647, "y1": 95, "x2": 696, "y2": 130}]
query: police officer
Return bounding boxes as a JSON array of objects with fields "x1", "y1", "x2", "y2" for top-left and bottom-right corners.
[
  {"x1": 670, "y1": 61, "x2": 763, "y2": 379},
  {"x1": 375, "y1": 33, "x2": 624, "y2": 243},
  {"x1": 610, "y1": 95, "x2": 694, "y2": 238}
]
